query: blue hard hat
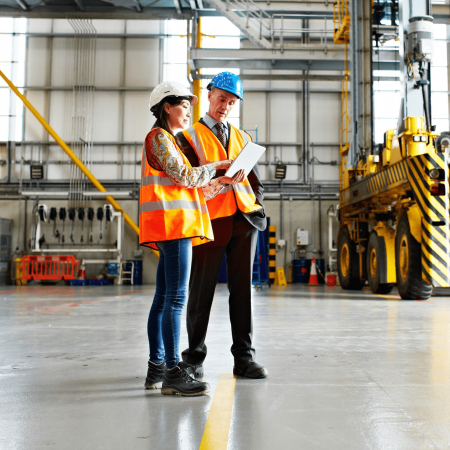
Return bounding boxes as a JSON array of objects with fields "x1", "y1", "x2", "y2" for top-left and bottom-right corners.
[{"x1": 207, "y1": 72, "x2": 244, "y2": 100}]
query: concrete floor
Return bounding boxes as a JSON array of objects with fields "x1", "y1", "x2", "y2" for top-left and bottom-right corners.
[{"x1": 1, "y1": 283, "x2": 450, "y2": 450}]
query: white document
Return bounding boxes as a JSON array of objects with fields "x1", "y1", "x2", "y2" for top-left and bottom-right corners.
[{"x1": 225, "y1": 142, "x2": 266, "y2": 178}]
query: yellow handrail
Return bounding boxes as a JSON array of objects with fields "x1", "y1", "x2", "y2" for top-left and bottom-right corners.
[
  {"x1": 0, "y1": 69, "x2": 159, "y2": 257},
  {"x1": 333, "y1": 0, "x2": 350, "y2": 44}
]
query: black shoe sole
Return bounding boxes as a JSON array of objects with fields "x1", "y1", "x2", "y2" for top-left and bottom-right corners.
[
  {"x1": 161, "y1": 386, "x2": 210, "y2": 396},
  {"x1": 233, "y1": 368, "x2": 268, "y2": 379},
  {"x1": 145, "y1": 381, "x2": 162, "y2": 389}
]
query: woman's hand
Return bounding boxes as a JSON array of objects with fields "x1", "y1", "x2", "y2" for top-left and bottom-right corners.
[
  {"x1": 213, "y1": 159, "x2": 233, "y2": 170},
  {"x1": 220, "y1": 169, "x2": 245, "y2": 186}
]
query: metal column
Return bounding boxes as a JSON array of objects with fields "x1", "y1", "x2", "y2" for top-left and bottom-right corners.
[{"x1": 349, "y1": 0, "x2": 373, "y2": 167}]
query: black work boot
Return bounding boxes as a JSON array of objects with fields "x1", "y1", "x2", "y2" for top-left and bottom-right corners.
[
  {"x1": 233, "y1": 361, "x2": 268, "y2": 379},
  {"x1": 161, "y1": 361, "x2": 210, "y2": 396},
  {"x1": 145, "y1": 360, "x2": 166, "y2": 389}
]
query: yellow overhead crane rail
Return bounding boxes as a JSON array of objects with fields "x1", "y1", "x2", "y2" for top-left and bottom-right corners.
[
  {"x1": 333, "y1": 0, "x2": 351, "y2": 190},
  {"x1": 0, "y1": 69, "x2": 159, "y2": 258}
]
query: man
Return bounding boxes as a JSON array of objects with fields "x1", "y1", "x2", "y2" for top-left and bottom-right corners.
[{"x1": 177, "y1": 72, "x2": 268, "y2": 379}]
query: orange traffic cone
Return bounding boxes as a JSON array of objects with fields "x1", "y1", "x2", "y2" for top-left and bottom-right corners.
[{"x1": 308, "y1": 257, "x2": 319, "y2": 285}]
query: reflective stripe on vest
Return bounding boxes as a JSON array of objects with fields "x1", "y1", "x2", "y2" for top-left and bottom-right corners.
[
  {"x1": 141, "y1": 174, "x2": 175, "y2": 187},
  {"x1": 185, "y1": 126, "x2": 208, "y2": 166},
  {"x1": 140, "y1": 199, "x2": 207, "y2": 214},
  {"x1": 234, "y1": 183, "x2": 255, "y2": 195},
  {"x1": 139, "y1": 128, "x2": 213, "y2": 250},
  {"x1": 181, "y1": 122, "x2": 262, "y2": 220}
]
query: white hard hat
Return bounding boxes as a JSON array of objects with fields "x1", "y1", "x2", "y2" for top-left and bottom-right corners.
[{"x1": 149, "y1": 81, "x2": 198, "y2": 111}]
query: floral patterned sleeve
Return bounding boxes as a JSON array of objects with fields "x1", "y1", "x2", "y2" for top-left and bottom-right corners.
[{"x1": 146, "y1": 130, "x2": 216, "y2": 188}]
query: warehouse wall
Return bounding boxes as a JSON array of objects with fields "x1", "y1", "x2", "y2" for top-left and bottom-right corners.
[
  {"x1": 240, "y1": 35, "x2": 341, "y2": 274},
  {"x1": 263, "y1": 200, "x2": 340, "y2": 279},
  {"x1": 1, "y1": 17, "x2": 342, "y2": 284},
  {"x1": 23, "y1": 18, "x2": 161, "y2": 181},
  {"x1": 3, "y1": 18, "x2": 163, "y2": 283}
]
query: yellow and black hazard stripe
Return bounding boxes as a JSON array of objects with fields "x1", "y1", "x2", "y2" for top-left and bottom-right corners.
[
  {"x1": 408, "y1": 153, "x2": 450, "y2": 287},
  {"x1": 340, "y1": 159, "x2": 409, "y2": 207},
  {"x1": 268, "y1": 225, "x2": 276, "y2": 285}
]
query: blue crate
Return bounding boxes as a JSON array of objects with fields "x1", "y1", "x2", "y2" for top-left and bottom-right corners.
[
  {"x1": 68, "y1": 280, "x2": 88, "y2": 286},
  {"x1": 87, "y1": 279, "x2": 111, "y2": 286},
  {"x1": 107, "y1": 263, "x2": 119, "y2": 276}
]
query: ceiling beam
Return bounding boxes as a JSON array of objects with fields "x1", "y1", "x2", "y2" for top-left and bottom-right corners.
[
  {"x1": 133, "y1": 0, "x2": 142, "y2": 12},
  {"x1": 173, "y1": 0, "x2": 182, "y2": 14},
  {"x1": 74, "y1": 0, "x2": 84, "y2": 11},
  {"x1": 193, "y1": 73, "x2": 345, "y2": 81},
  {"x1": 13, "y1": 0, "x2": 28, "y2": 10},
  {"x1": 0, "y1": 7, "x2": 194, "y2": 20},
  {"x1": 191, "y1": 47, "x2": 401, "y2": 72}
]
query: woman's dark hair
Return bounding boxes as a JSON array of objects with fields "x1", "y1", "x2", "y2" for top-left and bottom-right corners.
[{"x1": 151, "y1": 95, "x2": 192, "y2": 137}]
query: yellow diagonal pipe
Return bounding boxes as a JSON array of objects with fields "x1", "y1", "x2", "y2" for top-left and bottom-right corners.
[{"x1": 0, "y1": 69, "x2": 159, "y2": 257}]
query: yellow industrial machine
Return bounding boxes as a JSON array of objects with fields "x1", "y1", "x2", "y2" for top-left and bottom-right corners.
[{"x1": 334, "y1": 1, "x2": 449, "y2": 300}]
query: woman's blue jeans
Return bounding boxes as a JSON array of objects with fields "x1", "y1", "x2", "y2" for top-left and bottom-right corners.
[{"x1": 147, "y1": 239, "x2": 192, "y2": 369}]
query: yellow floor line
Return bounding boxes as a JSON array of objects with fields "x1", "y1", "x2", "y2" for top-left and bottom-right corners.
[
  {"x1": 199, "y1": 372, "x2": 236, "y2": 450},
  {"x1": 377, "y1": 294, "x2": 401, "y2": 301}
]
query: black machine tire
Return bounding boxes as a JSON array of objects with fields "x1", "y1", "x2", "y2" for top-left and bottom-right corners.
[
  {"x1": 366, "y1": 232, "x2": 394, "y2": 295},
  {"x1": 395, "y1": 214, "x2": 432, "y2": 300},
  {"x1": 337, "y1": 228, "x2": 364, "y2": 290}
]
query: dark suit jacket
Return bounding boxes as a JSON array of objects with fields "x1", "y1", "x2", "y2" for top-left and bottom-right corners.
[{"x1": 177, "y1": 119, "x2": 267, "y2": 245}]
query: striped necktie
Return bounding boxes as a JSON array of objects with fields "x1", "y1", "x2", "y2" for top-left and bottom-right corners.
[{"x1": 214, "y1": 123, "x2": 227, "y2": 149}]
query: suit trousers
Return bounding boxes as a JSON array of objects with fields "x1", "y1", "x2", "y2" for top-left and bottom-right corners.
[{"x1": 181, "y1": 213, "x2": 258, "y2": 366}]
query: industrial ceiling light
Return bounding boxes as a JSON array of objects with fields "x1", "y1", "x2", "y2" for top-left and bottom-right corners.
[
  {"x1": 275, "y1": 163, "x2": 287, "y2": 180},
  {"x1": 20, "y1": 191, "x2": 69, "y2": 197},
  {"x1": 82, "y1": 191, "x2": 133, "y2": 197}
]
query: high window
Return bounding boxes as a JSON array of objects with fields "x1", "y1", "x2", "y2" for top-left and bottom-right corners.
[
  {"x1": 0, "y1": 17, "x2": 27, "y2": 141},
  {"x1": 373, "y1": 23, "x2": 449, "y2": 144},
  {"x1": 430, "y1": 24, "x2": 448, "y2": 133},
  {"x1": 163, "y1": 20, "x2": 189, "y2": 86},
  {"x1": 197, "y1": 17, "x2": 240, "y2": 128},
  {"x1": 163, "y1": 17, "x2": 241, "y2": 127}
]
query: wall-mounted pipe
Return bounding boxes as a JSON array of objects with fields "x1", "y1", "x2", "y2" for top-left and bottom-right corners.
[
  {"x1": 192, "y1": 16, "x2": 202, "y2": 123},
  {"x1": 0, "y1": 69, "x2": 158, "y2": 258},
  {"x1": 289, "y1": 196, "x2": 294, "y2": 254},
  {"x1": 302, "y1": 78, "x2": 306, "y2": 183}
]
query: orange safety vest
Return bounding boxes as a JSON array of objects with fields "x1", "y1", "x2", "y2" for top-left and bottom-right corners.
[
  {"x1": 139, "y1": 128, "x2": 213, "y2": 250},
  {"x1": 181, "y1": 122, "x2": 263, "y2": 220}
]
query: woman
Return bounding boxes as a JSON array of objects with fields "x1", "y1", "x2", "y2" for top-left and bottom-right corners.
[{"x1": 140, "y1": 81, "x2": 244, "y2": 396}]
